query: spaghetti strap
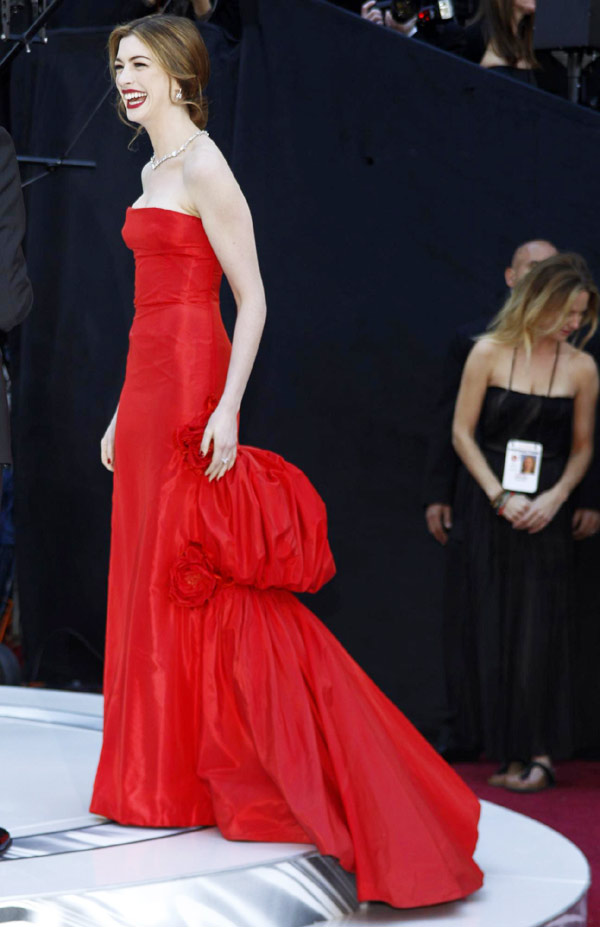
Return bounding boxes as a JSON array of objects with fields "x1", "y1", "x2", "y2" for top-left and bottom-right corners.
[
  {"x1": 508, "y1": 348, "x2": 517, "y2": 391},
  {"x1": 547, "y1": 343, "x2": 560, "y2": 397},
  {"x1": 508, "y1": 343, "x2": 560, "y2": 396}
]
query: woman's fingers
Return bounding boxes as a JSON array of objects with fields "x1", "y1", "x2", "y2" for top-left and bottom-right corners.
[
  {"x1": 507, "y1": 501, "x2": 533, "y2": 528},
  {"x1": 206, "y1": 442, "x2": 236, "y2": 482},
  {"x1": 200, "y1": 425, "x2": 213, "y2": 459},
  {"x1": 514, "y1": 504, "x2": 546, "y2": 531},
  {"x1": 512, "y1": 511, "x2": 533, "y2": 529},
  {"x1": 100, "y1": 436, "x2": 114, "y2": 472},
  {"x1": 528, "y1": 520, "x2": 548, "y2": 534},
  {"x1": 200, "y1": 411, "x2": 237, "y2": 481},
  {"x1": 223, "y1": 448, "x2": 237, "y2": 476}
]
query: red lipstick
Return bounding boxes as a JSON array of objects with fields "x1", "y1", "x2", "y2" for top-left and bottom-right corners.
[{"x1": 123, "y1": 90, "x2": 147, "y2": 109}]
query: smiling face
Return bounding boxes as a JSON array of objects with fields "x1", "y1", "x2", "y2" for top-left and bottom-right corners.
[{"x1": 113, "y1": 34, "x2": 176, "y2": 125}]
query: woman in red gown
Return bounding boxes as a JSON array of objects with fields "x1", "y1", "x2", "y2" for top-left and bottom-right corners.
[{"x1": 90, "y1": 14, "x2": 483, "y2": 908}]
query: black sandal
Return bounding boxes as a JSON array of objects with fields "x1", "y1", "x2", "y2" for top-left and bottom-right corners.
[{"x1": 505, "y1": 760, "x2": 556, "y2": 793}]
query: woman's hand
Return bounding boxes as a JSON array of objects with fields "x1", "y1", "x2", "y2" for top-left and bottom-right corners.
[
  {"x1": 201, "y1": 403, "x2": 238, "y2": 482},
  {"x1": 101, "y1": 410, "x2": 118, "y2": 472},
  {"x1": 499, "y1": 493, "x2": 531, "y2": 525},
  {"x1": 511, "y1": 488, "x2": 566, "y2": 534}
]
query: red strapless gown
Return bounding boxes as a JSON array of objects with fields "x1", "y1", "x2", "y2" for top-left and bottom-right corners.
[{"x1": 90, "y1": 207, "x2": 483, "y2": 908}]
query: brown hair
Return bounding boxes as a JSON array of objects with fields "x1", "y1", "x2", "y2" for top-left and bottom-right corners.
[
  {"x1": 108, "y1": 14, "x2": 210, "y2": 139},
  {"x1": 478, "y1": 0, "x2": 537, "y2": 68},
  {"x1": 484, "y1": 253, "x2": 599, "y2": 354}
]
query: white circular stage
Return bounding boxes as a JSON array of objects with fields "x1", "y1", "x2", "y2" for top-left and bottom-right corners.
[{"x1": 0, "y1": 687, "x2": 589, "y2": 927}]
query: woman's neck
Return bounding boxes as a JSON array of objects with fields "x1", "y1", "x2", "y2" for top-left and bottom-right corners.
[
  {"x1": 530, "y1": 336, "x2": 560, "y2": 355},
  {"x1": 143, "y1": 110, "x2": 199, "y2": 162}
]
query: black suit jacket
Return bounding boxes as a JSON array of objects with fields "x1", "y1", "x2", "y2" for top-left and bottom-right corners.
[
  {"x1": 0, "y1": 127, "x2": 33, "y2": 463},
  {"x1": 423, "y1": 317, "x2": 487, "y2": 508},
  {"x1": 423, "y1": 318, "x2": 600, "y2": 511}
]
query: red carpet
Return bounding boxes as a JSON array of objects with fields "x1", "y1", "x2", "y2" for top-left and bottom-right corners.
[{"x1": 454, "y1": 760, "x2": 600, "y2": 925}]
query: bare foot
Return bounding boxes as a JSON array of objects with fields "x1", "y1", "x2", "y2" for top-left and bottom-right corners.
[
  {"x1": 505, "y1": 757, "x2": 555, "y2": 793},
  {"x1": 487, "y1": 760, "x2": 525, "y2": 787}
]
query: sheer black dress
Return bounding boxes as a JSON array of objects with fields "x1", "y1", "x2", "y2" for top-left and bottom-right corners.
[{"x1": 450, "y1": 348, "x2": 574, "y2": 762}]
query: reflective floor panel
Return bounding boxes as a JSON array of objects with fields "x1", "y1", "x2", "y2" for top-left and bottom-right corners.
[{"x1": 0, "y1": 687, "x2": 590, "y2": 927}]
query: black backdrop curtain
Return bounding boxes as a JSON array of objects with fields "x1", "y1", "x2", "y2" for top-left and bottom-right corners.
[{"x1": 5, "y1": 0, "x2": 600, "y2": 747}]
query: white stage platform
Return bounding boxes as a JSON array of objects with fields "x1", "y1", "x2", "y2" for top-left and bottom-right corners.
[{"x1": 0, "y1": 687, "x2": 590, "y2": 927}]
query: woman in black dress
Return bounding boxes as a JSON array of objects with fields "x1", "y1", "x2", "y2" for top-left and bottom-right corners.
[
  {"x1": 452, "y1": 254, "x2": 599, "y2": 792},
  {"x1": 463, "y1": 0, "x2": 538, "y2": 86}
]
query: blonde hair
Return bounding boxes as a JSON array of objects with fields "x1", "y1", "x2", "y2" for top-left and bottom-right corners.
[
  {"x1": 108, "y1": 14, "x2": 210, "y2": 142},
  {"x1": 483, "y1": 253, "x2": 599, "y2": 355}
]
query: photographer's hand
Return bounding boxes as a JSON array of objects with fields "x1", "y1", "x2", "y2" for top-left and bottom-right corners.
[
  {"x1": 384, "y1": 11, "x2": 418, "y2": 34},
  {"x1": 361, "y1": 1, "x2": 384, "y2": 24}
]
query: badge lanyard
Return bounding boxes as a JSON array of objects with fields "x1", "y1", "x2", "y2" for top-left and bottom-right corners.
[{"x1": 501, "y1": 343, "x2": 560, "y2": 495}]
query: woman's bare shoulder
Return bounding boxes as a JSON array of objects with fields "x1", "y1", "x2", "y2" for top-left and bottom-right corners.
[
  {"x1": 182, "y1": 134, "x2": 244, "y2": 216},
  {"x1": 467, "y1": 336, "x2": 506, "y2": 364},
  {"x1": 569, "y1": 344, "x2": 599, "y2": 384},
  {"x1": 183, "y1": 133, "x2": 231, "y2": 186}
]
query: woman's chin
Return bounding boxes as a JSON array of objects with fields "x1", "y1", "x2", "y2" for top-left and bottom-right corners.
[{"x1": 124, "y1": 103, "x2": 149, "y2": 125}]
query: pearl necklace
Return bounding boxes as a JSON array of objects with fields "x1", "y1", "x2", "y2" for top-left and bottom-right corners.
[{"x1": 150, "y1": 129, "x2": 207, "y2": 171}]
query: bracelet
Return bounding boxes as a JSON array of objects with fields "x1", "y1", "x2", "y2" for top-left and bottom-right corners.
[
  {"x1": 491, "y1": 489, "x2": 510, "y2": 511},
  {"x1": 497, "y1": 492, "x2": 514, "y2": 517}
]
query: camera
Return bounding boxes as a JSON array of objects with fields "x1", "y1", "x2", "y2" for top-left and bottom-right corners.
[{"x1": 373, "y1": 0, "x2": 455, "y2": 25}]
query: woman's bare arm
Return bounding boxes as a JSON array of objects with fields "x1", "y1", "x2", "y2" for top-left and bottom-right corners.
[
  {"x1": 183, "y1": 142, "x2": 266, "y2": 480},
  {"x1": 557, "y1": 355, "x2": 598, "y2": 494},
  {"x1": 514, "y1": 352, "x2": 599, "y2": 533},
  {"x1": 452, "y1": 340, "x2": 505, "y2": 501},
  {"x1": 452, "y1": 339, "x2": 531, "y2": 524}
]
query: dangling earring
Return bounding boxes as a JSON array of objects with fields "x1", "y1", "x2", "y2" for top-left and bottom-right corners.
[{"x1": 175, "y1": 89, "x2": 182, "y2": 101}]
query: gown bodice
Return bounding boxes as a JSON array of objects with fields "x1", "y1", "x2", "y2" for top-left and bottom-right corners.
[
  {"x1": 480, "y1": 386, "x2": 573, "y2": 462},
  {"x1": 123, "y1": 207, "x2": 222, "y2": 314}
]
